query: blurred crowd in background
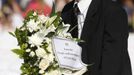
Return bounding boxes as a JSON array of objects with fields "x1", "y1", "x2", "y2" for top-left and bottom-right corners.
[
  {"x1": 121, "y1": 0, "x2": 134, "y2": 32},
  {"x1": 0, "y1": 0, "x2": 134, "y2": 32},
  {"x1": 0, "y1": 0, "x2": 72, "y2": 32}
]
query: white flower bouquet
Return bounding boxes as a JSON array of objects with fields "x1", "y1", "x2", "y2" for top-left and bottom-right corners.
[{"x1": 10, "y1": 11, "x2": 88, "y2": 75}]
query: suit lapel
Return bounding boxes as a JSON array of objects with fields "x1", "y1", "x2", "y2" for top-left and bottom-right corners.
[{"x1": 81, "y1": 0, "x2": 100, "y2": 39}]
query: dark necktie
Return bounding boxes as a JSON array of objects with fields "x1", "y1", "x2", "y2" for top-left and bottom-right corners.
[{"x1": 71, "y1": 3, "x2": 80, "y2": 38}]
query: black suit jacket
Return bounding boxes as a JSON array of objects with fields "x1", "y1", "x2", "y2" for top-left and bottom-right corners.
[{"x1": 61, "y1": 0, "x2": 132, "y2": 75}]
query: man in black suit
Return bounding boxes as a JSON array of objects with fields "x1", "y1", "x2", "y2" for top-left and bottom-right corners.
[{"x1": 61, "y1": 0, "x2": 132, "y2": 75}]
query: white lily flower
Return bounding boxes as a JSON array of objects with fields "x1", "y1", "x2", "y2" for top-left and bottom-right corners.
[
  {"x1": 57, "y1": 24, "x2": 72, "y2": 38},
  {"x1": 40, "y1": 24, "x2": 56, "y2": 37},
  {"x1": 45, "y1": 69, "x2": 61, "y2": 75},
  {"x1": 46, "y1": 53, "x2": 54, "y2": 62},
  {"x1": 62, "y1": 24, "x2": 71, "y2": 33},
  {"x1": 58, "y1": 32, "x2": 72, "y2": 38},
  {"x1": 64, "y1": 33, "x2": 72, "y2": 38},
  {"x1": 39, "y1": 70, "x2": 45, "y2": 74},
  {"x1": 61, "y1": 67, "x2": 87, "y2": 75},
  {"x1": 61, "y1": 69, "x2": 72, "y2": 75},
  {"x1": 35, "y1": 47, "x2": 46, "y2": 58},
  {"x1": 45, "y1": 16, "x2": 57, "y2": 27},
  {"x1": 35, "y1": 43, "x2": 54, "y2": 62},
  {"x1": 44, "y1": 38, "x2": 51, "y2": 44},
  {"x1": 46, "y1": 24, "x2": 56, "y2": 33},
  {"x1": 39, "y1": 58, "x2": 50, "y2": 71},
  {"x1": 28, "y1": 33, "x2": 44, "y2": 46},
  {"x1": 38, "y1": 15, "x2": 49, "y2": 23},
  {"x1": 27, "y1": 19, "x2": 40, "y2": 32}
]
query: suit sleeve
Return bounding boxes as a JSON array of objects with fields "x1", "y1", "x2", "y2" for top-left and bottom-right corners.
[{"x1": 102, "y1": 3, "x2": 130, "y2": 75}]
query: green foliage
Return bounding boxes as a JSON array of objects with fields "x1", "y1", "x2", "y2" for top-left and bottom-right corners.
[
  {"x1": 47, "y1": 3, "x2": 61, "y2": 28},
  {"x1": 21, "y1": 43, "x2": 28, "y2": 50},
  {"x1": 53, "y1": 16, "x2": 61, "y2": 27},
  {"x1": 12, "y1": 49, "x2": 25, "y2": 58},
  {"x1": 21, "y1": 63, "x2": 40, "y2": 75},
  {"x1": 46, "y1": 32, "x2": 55, "y2": 38},
  {"x1": 9, "y1": 32, "x2": 16, "y2": 37},
  {"x1": 15, "y1": 28, "x2": 28, "y2": 46},
  {"x1": 41, "y1": 43, "x2": 50, "y2": 54},
  {"x1": 74, "y1": 38, "x2": 85, "y2": 43},
  {"x1": 25, "y1": 11, "x2": 38, "y2": 20}
]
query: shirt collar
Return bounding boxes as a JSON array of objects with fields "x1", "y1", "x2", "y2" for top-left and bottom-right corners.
[{"x1": 77, "y1": 0, "x2": 92, "y2": 14}]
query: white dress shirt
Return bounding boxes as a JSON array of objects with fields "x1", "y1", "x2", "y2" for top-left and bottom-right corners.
[{"x1": 77, "y1": 0, "x2": 92, "y2": 38}]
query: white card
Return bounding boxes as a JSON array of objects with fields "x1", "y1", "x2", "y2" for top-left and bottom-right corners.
[{"x1": 52, "y1": 37, "x2": 86, "y2": 70}]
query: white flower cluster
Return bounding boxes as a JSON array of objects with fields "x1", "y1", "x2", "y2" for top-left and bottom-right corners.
[{"x1": 19, "y1": 12, "x2": 87, "y2": 75}]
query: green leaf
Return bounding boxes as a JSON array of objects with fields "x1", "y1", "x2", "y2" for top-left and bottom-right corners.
[
  {"x1": 41, "y1": 44, "x2": 50, "y2": 54},
  {"x1": 12, "y1": 49, "x2": 25, "y2": 58},
  {"x1": 24, "y1": 10, "x2": 38, "y2": 23},
  {"x1": 26, "y1": 10, "x2": 34, "y2": 18},
  {"x1": 9, "y1": 32, "x2": 16, "y2": 37},
  {"x1": 50, "y1": 2, "x2": 56, "y2": 17},
  {"x1": 53, "y1": 16, "x2": 61, "y2": 27},
  {"x1": 55, "y1": 23, "x2": 63, "y2": 31},
  {"x1": 46, "y1": 32, "x2": 55, "y2": 38},
  {"x1": 74, "y1": 38, "x2": 85, "y2": 43}
]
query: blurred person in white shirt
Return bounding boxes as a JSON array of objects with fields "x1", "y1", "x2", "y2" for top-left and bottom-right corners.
[
  {"x1": 55, "y1": 0, "x2": 72, "y2": 13},
  {"x1": 20, "y1": 0, "x2": 31, "y2": 11},
  {"x1": 44, "y1": 0, "x2": 54, "y2": 7},
  {"x1": 44, "y1": 0, "x2": 72, "y2": 12}
]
